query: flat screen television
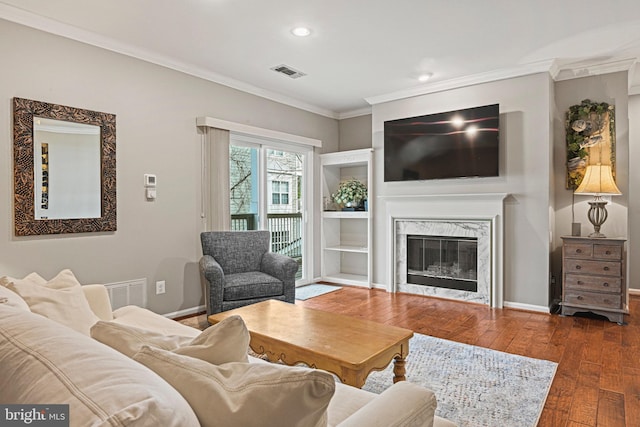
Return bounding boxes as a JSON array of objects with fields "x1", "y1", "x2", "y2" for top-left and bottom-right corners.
[{"x1": 384, "y1": 103, "x2": 499, "y2": 182}]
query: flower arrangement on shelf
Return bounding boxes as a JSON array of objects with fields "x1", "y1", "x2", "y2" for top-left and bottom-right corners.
[{"x1": 331, "y1": 178, "x2": 367, "y2": 210}]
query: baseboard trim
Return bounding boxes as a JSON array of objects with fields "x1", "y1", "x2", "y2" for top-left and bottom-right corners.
[
  {"x1": 503, "y1": 301, "x2": 550, "y2": 313},
  {"x1": 630, "y1": 288, "x2": 640, "y2": 296},
  {"x1": 165, "y1": 305, "x2": 206, "y2": 320}
]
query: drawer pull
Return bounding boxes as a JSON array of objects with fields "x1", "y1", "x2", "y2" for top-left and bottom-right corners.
[
  {"x1": 575, "y1": 265, "x2": 582, "y2": 270},
  {"x1": 577, "y1": 295, "x2": 584, "y2": 300},
  {"x1": 604, "y1": 299, "x2": 611, "y2": 304},
  {"x1": 603, "y1": 266, "x2": 610, "y2": 271},
  {"x1": 577, "y1": 280, "x2": 583, "y2": 285},
  {"x1": 605, "y1": 250, "x2": 611, "y2": 255},
  {"x1": 603, "y1": 282, "x2": 609, "y2": 287},
  {"x1": 576, "y1": 249, "x2": 582, "y2": 253}
]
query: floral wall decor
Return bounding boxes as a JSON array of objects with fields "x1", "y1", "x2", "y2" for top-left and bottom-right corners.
[{"x1": 565, "y1": 99, "x2": 615, "y2": 189}]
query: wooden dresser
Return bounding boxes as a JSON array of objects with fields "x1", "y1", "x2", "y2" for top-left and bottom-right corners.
[{"x1": 561, "y1": 236, "x2": 627, "y2": 324}]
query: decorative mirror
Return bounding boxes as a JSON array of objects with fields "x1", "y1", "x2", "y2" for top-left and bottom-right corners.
[{"x1": 13, "y1": 98, "x2": 116, "y2": 236}]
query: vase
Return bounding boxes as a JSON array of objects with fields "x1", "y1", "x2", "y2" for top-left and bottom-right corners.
[{"x1": 341, "y1": 201, "x2": 355, "y2": 211}]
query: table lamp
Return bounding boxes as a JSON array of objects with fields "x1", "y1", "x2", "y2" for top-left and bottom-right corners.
[{"x1": 574, "y1": 163, "x2": 621, "y2": 238}]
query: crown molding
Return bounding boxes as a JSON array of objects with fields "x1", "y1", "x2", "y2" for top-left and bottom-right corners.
[
  {"x1": 365, "y1": 59, "x2": 556, "y2": 106},
  {"x1": 553, "y1": 57, "x2": 637, "y2": 81},
  {"x1": 0, "y1": 4, "x2": 339, "y2": 120},
  {"x1": 3, "y1": 3, "x2": 638, "y2": 119},
  {"x1": 337, "y1": 107, "x2": 372, "y2": 120}
]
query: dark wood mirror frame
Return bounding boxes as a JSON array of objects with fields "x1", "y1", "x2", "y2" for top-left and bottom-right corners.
[{"x1": 13, "y1": 97, "x2": 116, "y2": 236}]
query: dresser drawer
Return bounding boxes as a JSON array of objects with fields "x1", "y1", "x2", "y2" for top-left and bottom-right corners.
[
  {"x1": 564, "y1": 243, "x2": 593, "y2": 258},
  {"x1": 565, "y1": 274, "x2": 621, "y2": 293},
  {"x1": 593, "y1": 244, "x2": 622, "y2": 260},
  {"x1": 564, "y1": 291, "x2": 621, "y2": 309},
  {"x1": 564, "y1": 259, "x2": 621, "y2": 277}
]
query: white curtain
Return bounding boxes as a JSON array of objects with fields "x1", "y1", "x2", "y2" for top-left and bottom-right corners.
[{"x1": 203, "y1": 127, "x2": 230, "y2": 231}]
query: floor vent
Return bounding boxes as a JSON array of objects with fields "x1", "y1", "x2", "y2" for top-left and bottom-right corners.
[
  {"x1": 270, "y1": 64, "x2": 306, "y2": 79},
  {"x1": 104, "y1": 279, "x2": 147, "y2": 310}
]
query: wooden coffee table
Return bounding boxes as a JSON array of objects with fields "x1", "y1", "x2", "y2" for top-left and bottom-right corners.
[{"x1": 208, "y1": 299, "x2": 413, "y2": 388}]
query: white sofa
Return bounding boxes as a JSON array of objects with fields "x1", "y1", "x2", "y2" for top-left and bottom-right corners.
[{"x1": 0, "y1": 278, "x2": 456, "y2": 427}]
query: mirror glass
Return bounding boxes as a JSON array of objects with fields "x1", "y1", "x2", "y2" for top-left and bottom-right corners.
[
  {"x1": 13, "y1": 97, "x2": 116, "y2": 236},
  {"x1": 34, "y1": 117, "x2": 101, "y2": 220}
]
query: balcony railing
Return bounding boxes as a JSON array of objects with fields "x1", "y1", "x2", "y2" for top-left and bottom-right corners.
[{"x1": 231, "y1": 213, "x2": 302, "y2": 279}]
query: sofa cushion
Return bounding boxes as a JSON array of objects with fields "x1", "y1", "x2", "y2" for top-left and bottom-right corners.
[
  {"x1": 0, "y1": 284, "x2": 30, "y2": 312},
  {"x1": 112, "y1": 305, "x2": 201, "y2": 338},
  {"x1": 174, "y1": 315, "x2": 249, "y2": 363},
  {"x1": 0, "y1": 305, "x2": 199, "y2": 427},
  {"x1": 81, "y1": 284, "x2": 114, "y2": 321},
  {"x1": 224, "y1": 272, "x2": 283, "y2": 301},
  {"x1": 134, "y1": 346, "x2": 335, "y2": 427},
  {"x1": 92, "y1": 314, "x2": 250, "y2": 364},
  {"x1": 6, "y1": 269, "x2": 99, "y2": 335}
]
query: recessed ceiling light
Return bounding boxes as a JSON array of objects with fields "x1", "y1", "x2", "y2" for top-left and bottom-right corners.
[
  {"x1": 418, "y1": 73, "x2": 433, "y2": 82},
  {"x1": 291, "y1": 27, "x2": 311, "y2": 37}
]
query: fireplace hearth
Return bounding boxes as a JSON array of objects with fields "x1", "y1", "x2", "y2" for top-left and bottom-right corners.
[{"x1": 407, "y1": 235, "x2": 478, "y2": 292}]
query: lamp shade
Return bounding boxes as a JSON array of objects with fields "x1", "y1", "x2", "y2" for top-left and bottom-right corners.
[{"x1": 574, "y1": 164, "x2": 621, "y2": 196}]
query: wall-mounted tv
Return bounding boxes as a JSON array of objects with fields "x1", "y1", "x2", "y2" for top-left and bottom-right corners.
[{"x1": 384, "y1": 103, "x2": 499, "y2": 182}]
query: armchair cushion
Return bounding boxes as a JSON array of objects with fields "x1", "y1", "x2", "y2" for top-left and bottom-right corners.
[{"x1": 224, "y1": 272, "x2": 283, "y2": 301}]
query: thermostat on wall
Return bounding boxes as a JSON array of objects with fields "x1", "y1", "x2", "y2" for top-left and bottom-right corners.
[{"x1": 144, "y1": 174, "x2": 156, "y2": 187}]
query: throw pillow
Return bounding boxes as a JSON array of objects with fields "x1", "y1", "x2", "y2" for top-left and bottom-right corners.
[
  {"x1": 92, "y1": 315, "x2": 250, "y2": 364},
  {"x1": 7, "y1": 269, "x2": 99, "y2": 336},
  {"x1": 0, "y1": 272, "x2": 46, "y2": 288},
  {"x1": 174, "y1": 315, "x2": 249, "y2": 363},
  {"x1": 91, "y1": 321, "x2": 194, "y2": 357},
  {"x1": 133, "y1": 346, "x2": 335, "y2": 427}
]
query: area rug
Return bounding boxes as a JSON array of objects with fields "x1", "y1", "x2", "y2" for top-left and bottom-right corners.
[
  {"x1": 295, "y1": 284, "x2": 341, "y2": 300},
  {"x1": 362, "y1": 333, "x2": 557, "y2": 427}
]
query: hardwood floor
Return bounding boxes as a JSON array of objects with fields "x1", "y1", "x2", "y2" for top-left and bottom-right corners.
[{"x1": 297, "y1": 287, "x2": 639, "y2": 427}]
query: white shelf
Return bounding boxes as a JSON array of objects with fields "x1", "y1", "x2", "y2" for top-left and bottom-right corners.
[
  {"x1": 324, "y1": 245, "x2": 368, "y2": 253},
  {"x1": 322, "y1": 211, "x2": 369, "y2": 219},
  {"x1": 320, "y1": 149, "x2": 373, "y2": 288}
]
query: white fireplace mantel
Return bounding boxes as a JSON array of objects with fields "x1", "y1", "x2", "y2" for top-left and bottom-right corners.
[{"x1": 380, "y1": 193, "x2": 507, "y2": 308}]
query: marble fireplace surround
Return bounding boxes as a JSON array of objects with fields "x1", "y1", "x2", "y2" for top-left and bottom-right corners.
[{"x1": 383, "y1": 193, "x2": 507, "y2": 308}]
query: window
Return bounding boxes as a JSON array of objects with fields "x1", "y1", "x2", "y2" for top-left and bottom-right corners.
[{"x1": 272, "y1": 181, "x2": 289, "y2": 205}]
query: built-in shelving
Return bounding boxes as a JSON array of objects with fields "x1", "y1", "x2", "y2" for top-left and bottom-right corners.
[{"x1": 320, "y1": 148, "x2": 372, "y2": 288}]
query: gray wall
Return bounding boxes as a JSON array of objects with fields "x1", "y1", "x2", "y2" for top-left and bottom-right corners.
[
  {"x1": 343, "y1": 71, "x2": 636, "y2": 307},
  {"x1": 552, "y1": 73, "x2": 630, "y2": 295},
  {"x1": 338, "y1": 115, "x2": 372, "y2": 150},
  {"x1": 0, "y1": 19, "x2": 338, "y2": 315},
  {"x1": 372, "y1": 73, "x2": 555, "y2": 308}
]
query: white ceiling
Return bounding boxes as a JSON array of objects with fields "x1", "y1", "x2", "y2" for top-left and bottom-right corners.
[{"x1": 2, "y1": 0, "x2": 640, "y2": 118}]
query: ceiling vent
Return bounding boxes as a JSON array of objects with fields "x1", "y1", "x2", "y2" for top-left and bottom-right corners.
[{"x1": 271, "y1": 64, "x2": 306, "y2": 79}]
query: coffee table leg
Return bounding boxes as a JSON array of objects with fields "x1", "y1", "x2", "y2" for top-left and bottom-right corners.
[{"x1": 392, "y1": 356, "x2": 406, "y2": 383}]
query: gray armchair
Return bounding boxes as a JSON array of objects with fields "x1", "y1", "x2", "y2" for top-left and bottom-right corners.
[{"x1": 199, "y1": 230, "x2": 298, "y2": 316}]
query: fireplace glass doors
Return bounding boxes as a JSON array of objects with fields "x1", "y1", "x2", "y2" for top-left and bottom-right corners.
[{"x1": 407, "y1": 235, "x2": 478, "y2": 292}]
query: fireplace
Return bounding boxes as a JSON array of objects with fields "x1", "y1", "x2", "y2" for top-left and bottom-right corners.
[
  {"x1": 407, "y1": 235, "x2": 478, "y2": 292},
  {"x1": 383, "y1": 193, "x2": 506, "y2": 308}
]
